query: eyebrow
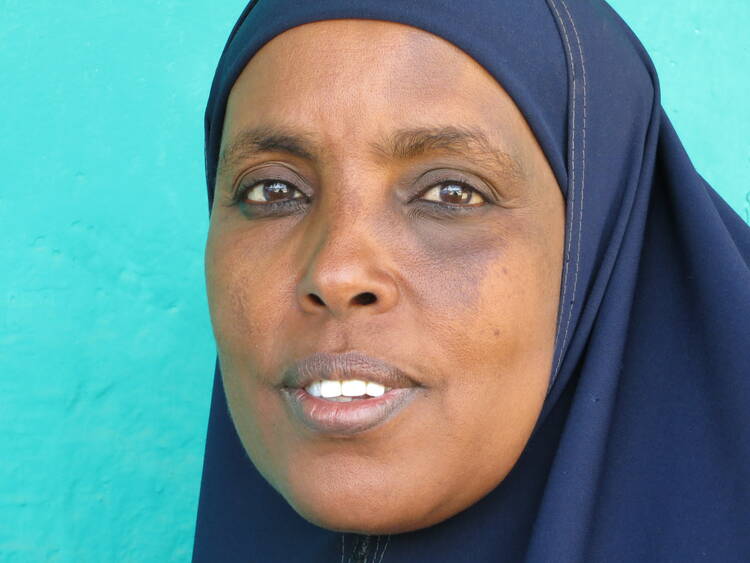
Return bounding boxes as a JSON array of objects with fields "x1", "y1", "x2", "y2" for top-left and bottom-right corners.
[
  {"x1": 217, "y1": 124, "x2": 525, "y2": 184},
  {"x1": 372, "y1": 125, "x2": 525, "y2": 182},
  {"x1": 218, "y1": 125, "x2": 317, "y2": 177}
]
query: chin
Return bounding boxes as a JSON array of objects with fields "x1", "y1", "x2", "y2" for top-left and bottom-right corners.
[
  {"x1": 288, "y1": 497, "x2": 438, "y2": 535},
  {"x1": 275, "y1": 474, "x2": 464, "y2": 535}
]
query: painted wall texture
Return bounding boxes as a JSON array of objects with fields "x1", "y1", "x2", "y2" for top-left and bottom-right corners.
[{"x1": 1, "y1": 1, "x2": 747, "y2": 561}]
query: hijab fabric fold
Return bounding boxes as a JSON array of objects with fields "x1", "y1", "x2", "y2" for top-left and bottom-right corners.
[{"x1": 194, "y1": 1, "x2": 750, "y2": 561}]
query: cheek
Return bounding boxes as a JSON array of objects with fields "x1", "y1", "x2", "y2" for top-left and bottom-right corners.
[
  {"x1": 407, "y1": 214, "x2": 559, "y2": 449},
  {"x1": 205, "y1": 222, "x2": 296, "y2": 370},
  {"x1": 205, "y1": 225, "x2": 301, "y2": 488},
  {"x1": 406, "y1": 221, "x2": 500, "y2": 311},
  {"x1": 405, "y1": 215, "x2": 550, "y2": 370}
]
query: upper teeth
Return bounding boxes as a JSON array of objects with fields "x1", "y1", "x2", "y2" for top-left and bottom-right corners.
[{"x1": 305, "y1": 380, "x2": 387, "y2": 398}]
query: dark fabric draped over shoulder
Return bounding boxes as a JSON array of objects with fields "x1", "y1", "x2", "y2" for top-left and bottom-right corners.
[{"x1": 194, "y1": 1, "x2": 750, "y2": 561}]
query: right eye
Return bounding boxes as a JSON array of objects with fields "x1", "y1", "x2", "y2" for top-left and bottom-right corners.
[{"x1": 239, "y1": 180, "x2": 307, "y2": 205}]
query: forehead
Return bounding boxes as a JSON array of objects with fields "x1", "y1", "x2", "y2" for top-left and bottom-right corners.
[
  {"x1": 221, "y1": 19, "x2": 532, "y2": 166},
  {"x1": 230, "y1": 19, "x2": 473, "y2": 99}
]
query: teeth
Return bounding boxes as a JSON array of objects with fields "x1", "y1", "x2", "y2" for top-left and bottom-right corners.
[
  {"x1": 341, "y1": 380, "x2": 367, "y2": 397},
  {"x1": 366, "y1": 382, "x2": 385, "y2": 397},
  {"x1": 304, "y1": 379, "x2": 390, "y2": 399},
  {"x1": 320, "y1": 380, "x2": 342, "y2": 398},
  {"x1": 307, "y1": 381, "x2": 322, "y2": 397}
]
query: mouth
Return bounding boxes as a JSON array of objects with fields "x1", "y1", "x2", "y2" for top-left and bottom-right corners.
[{"x1": 279, "y1": 351, "x2": 421, "y2": 435}]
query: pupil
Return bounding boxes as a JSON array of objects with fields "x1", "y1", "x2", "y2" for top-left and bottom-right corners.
[
  {"x1": 440, "y1": 183, "x2": 468, "y2": 204},
  {"x1": 263, "y1": 181, "x2": 290, "y2": 201}
]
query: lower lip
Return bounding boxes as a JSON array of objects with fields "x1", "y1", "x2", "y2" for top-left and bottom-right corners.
[{"x1": 281, "y1": 387, "x2": 418, "y2": 435}]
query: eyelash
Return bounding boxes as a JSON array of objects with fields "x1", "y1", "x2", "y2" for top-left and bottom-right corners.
[
  {"x1": 230, "y1": 177, "x2": 488, "y2": 217},
  {"x1": 411, "y1": 178, "x2": 487, "y2": 216},
  {"x1": 231, "y1": 179, "x2": 309, "y2": 214}
]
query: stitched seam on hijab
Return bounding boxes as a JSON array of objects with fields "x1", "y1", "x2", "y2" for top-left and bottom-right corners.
[
  {"x1": 547, "y1": 0, "x2": 578, "y2": 387},
  {"x1": 376, "y1": 535, "x2": 391, "y2": 563},
  {"x1": 351, "y1": 535, "x2": 369, "y2": 562},
  {"x1": 341, "y1": 534, "x2": 346, "y2": 563},
  {"x1": 369, "y1": 535, "x2": 380, "y2": 563},
  {"x1": 553, "y1": 0, "x2": 587, "y2": 382}
]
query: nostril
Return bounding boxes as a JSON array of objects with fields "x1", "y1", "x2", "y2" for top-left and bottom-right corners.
[
  {"x1": 352, "y1": 292, "x2": 377, "y2": 306},
  {"x1": 307, "y1": 293, "x2": 325, "y2": 306}
]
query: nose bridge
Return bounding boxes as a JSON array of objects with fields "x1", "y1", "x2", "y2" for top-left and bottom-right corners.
[
  {"x1": 308, "y1": 210, "x2": 368, "y2": 274},
  {"x1": 296, "y1": 189, "x2": 399, "y2": 317}
]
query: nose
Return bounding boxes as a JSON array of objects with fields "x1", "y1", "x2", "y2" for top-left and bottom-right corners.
[{"x1": 296, "y1": 222, "x2": 400, "y2": 318}]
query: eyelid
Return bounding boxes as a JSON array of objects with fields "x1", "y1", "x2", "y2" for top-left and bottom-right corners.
[
  {"x1": 418, "y1": 181, "x2": 486, "y2": 206},
  {"x1": 231, "y1": 163, "x2": 311, "y2": 201},
  {"x1": 240, "y1": 179, "x2": 307, "y2": 204},
  {"x1": 411, "y1": 170, "x2": 494, "y2": 205}
]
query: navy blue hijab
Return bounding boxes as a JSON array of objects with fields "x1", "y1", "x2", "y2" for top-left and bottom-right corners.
[{"x1": 193, "y1": 1, "x2": 750, "y2": 561}]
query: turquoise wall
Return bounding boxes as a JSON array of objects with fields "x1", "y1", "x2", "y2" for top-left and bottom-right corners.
[{"x1": 1, "y1": 2, "x2": 748, "y2": 561}]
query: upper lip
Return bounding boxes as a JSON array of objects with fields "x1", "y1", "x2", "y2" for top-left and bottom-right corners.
[{"x1": 280, "y1": 351, "x2": 418, "y2": 390}]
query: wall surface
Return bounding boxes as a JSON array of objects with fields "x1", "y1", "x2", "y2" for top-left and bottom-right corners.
[{"x1": 1, "y1": 1, "x2": 747, "y2": 561}]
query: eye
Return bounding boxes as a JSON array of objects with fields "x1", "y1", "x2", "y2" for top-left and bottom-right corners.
[
  {"x1": 419, "y1": 181, "x2": 486, "y2": 206},
  {"x1": 241, "y1": 179, "x2": 306, "y2": 204}
]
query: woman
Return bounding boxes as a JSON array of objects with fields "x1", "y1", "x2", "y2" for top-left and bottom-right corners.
[{"x1": 194, "y1": 1, "x2": 750, "y2": 561}]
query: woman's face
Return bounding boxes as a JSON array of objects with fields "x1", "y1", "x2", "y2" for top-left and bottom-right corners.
[{"x1": 206, "y1": 19, "x2": 564, "y2": 534}]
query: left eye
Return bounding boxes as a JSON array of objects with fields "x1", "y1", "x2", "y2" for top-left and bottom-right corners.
[
  {"x1": 419, "y1": 182, "x2": 486, "y2": 206},
  {"x1": 243, "y1": 180, "x2": 306, "y2": 204}
]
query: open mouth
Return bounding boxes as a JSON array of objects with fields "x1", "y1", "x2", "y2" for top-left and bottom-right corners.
[{"x1": 279, "y1": 351, "x2": 420, "y2": 435}]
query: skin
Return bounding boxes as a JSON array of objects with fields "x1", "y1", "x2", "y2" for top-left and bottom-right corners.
[{"x1": 205, "y1": 20, "x2": 565, "y2": 534}]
